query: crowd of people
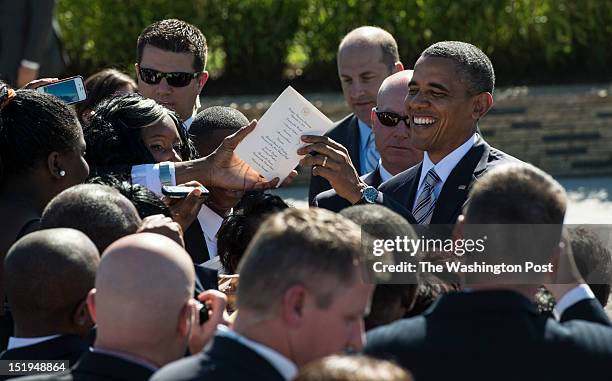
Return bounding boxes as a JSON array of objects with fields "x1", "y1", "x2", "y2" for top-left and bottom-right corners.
[{"x1": 1, "y1": 16, "x2": 612, "y2": 381}]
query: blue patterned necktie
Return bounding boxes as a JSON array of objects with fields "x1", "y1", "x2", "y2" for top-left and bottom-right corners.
[
  {"x1": 412, "y1": 168, "x2": 441, "y2": 224},
  {"x1": 364, "y1": 132, "x2": 380, "y2": 174}
]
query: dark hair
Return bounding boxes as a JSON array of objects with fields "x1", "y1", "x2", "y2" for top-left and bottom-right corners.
[
  {"x1": 0, "y1": 82, "x2": 82, "y2": 184},
  {"x1": 190, "y1": 106, "x2": 248, "y2": 156},
  {"x1": 75, "y1": 69, "x2": 137, "y2": 124},
  {"x1": 88, "y1": 174, "x2": 171, "y2": 219},
  {"x1": 40, "y1": 184, "x2": 142, "y2": 253},
  {"x1": 137, "y1": 19, "x2": 207, "y2": 72},
  {"x1": 217, "y1": 192, "x2": 289, "y2": 274},
  {"x1": 85, "y1": 93, "x2": 197, "y2": 167},
  {"x1": 421, "y1": 41, "x2": 495, "y2": 94},
  {"x1": 570, "y1": 227, "x2": 612, "y2": 307}
]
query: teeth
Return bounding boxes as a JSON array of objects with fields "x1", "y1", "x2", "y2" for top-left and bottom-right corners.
[{"x1": 413, "y1": 116, "x2": 436, "y2": 125}]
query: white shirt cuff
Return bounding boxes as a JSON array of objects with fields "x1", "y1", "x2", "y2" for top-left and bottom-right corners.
[
  {"x1": 20, "y1": 59, "x2": 40, "y2": 70},
  {"x1": 131, "y1": 163, "x2": 176, "y2": 196},
  {"x1": 553, "y1": 284, "x2": 595, "y2": 320}
]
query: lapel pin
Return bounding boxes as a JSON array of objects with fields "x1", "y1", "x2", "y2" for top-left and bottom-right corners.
[{"x1": 458, "y1": 185, "x2": 466, "y2": 190}]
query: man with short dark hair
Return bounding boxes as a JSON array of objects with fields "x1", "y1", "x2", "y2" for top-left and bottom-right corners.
[
  {"x1": 364, "y1": 164, "x2": 612, "y2": 381},
  {"x1": 0, "y1": 229, "x2": 98, "y2": 374},
  {"x1": 136, "y1": 19, "x2": 208, "y2": 127},
  {"x1": 376, "y1": 41, "x2": 519, "y2": 225},
  {"x1": 308, "y1": 26, "x2": 404, "y2": 203},
  {"x1": 190, "y1": 106, "x2": 249, "y2": 157},
  {"x1": 151, "y1": 208, "x2": 375, "y2": 381}
]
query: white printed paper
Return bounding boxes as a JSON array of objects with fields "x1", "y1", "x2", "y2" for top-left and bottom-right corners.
[{"x1": 235, "y1": 86, "x2": 333, "y2": 185}]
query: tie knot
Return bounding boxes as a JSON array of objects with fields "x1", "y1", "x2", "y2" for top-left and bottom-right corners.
[{"x1": 424, "y1": 168, "x2": 441, "y2": 187}]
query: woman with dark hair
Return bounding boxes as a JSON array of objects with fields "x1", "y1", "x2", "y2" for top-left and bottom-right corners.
[
  {"x1": 75, "y1": 69, "x2": 137, "y2": 125},
  {"x1": 84, "y1": 92, "x2": 212, "y2": 263},
  {"x1": 0, "y1": 81, "x2": 89, "y2": 349}
]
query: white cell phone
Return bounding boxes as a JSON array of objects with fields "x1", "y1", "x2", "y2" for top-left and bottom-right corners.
[{"x1": 36, "y1": 76, "x2": 87, "y2": 105}]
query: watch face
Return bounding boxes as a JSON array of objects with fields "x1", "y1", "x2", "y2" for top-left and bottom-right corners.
[{"x1": 363, "y1": 186, "x2": 378, "y2": 203}]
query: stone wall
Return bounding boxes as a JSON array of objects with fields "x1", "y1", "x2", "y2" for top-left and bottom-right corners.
[{"x1": 201, "y1": 83, "x2": 612, "y2": 177}]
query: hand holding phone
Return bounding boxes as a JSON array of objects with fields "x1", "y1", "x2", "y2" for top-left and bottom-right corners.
[{"x1": 36, "y1": 76, "x2": 86, "y2": 104}]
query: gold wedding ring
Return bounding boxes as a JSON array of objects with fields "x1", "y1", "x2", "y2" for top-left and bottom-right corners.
[{"x1": 322, "y1": 156, "x2": 328, "y2": 168}]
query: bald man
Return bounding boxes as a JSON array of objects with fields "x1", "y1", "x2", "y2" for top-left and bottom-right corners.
[
  {"x1": 307, "y1": 71, "x2": 423, "y2": 212},
  {"x1": 17, "y1": 233, "x2": 226, "y2": 381},
  {"x1": 0, "y1": 229, "x2": 99, "y2": 375},
  {"x1": 308, "y1": 26, "x2": 404, "y2": 204}
]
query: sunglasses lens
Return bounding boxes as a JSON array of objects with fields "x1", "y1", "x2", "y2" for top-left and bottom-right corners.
[
  {"x1": 377, "y1": 112, "x2": 400, "y2": 127},
  {"x1": 139, "y1": 68, "x2": 161, "y2": 85},
  {"x1": 166, "y1": 73, "x2": 194, "y2": 87}
]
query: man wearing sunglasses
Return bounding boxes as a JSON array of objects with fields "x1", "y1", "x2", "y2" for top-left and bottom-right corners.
[
  {"x1": 135, "y1": 19, "x2": 208, "y2": 129},
  {"x1": 309, "y1": 70, "x2": 423, "y2": 212},
  {"x1": 307, "y1": 26, "x2": 404, "y2": 205}
]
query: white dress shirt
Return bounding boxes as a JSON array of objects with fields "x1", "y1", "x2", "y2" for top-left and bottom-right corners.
[
  {"x1": 7, "y1": 335, "x2": 60, "y2": 350},
  {"x1": 412, "y1": 133, "x2": 479, "y2": 210},
  {"x1": 131, "y1": 162, "x2": 221, "y2": 259},
  {"x1": 378, "y1": 160, "x2": 394, "y2": 183},
  {"x1": 183, "y1": 116, "x2": 194, "y2": 130},
  {"x1": 553, "y1": 284, "x2": 596, "y2": 320},
  {"x1": 217, "y1": 326, "x2": 297, "y2": 380}
]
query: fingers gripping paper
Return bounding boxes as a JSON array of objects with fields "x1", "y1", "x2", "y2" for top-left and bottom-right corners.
[{"x1": 235, "y1": 86, "x2": 333, "y2": 185}]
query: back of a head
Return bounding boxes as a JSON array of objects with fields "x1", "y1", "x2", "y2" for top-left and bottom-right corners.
[
  {"x1": 338, "y1": 26, "x2": 400, "y2": 71},
  {"x1": 137, "y1": 19, "x2": 208, "y2": 72},
  {"x1": 41, "y1": 184, "x2": 141, "y2": 253},
  {"x1": 85, "y1": 93, "x2": 196, "y2": 167},
  {"x1": 189, "y1": 106, "x2": 249, "y2": 156},
  {"x1": 76, "y1": 69, "x2": 137, "y2": 124},
  {"x1": 88, "y1": 174, "x2": 171, "y2": 218},
  {"x1": 340, "y1": 204, "x2": 416, "y2": 242},
  {"x1": 295, "y1": 355, "x2": 413, "y2": 381},
  {"x1": 569, "y1": 226, "x2": 612, "y2": 306},
  {"x1": 94, "y1": 233, "x2": 194, "y2": 349},
  {"x1": 237, "y1": 208, "x2": 368, "y2": 314},
  {"x1": 217, "y1": 192, "x2": 289, "y2": 274},
  {"x1": 0, "y1": 82, "x2": 82, "y2": 184},
  {"x1": 5, "y1": 228, "x2": 99, "y2": 332}
]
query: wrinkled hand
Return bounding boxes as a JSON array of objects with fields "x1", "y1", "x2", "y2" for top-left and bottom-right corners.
[
  {"x1": 137, "y1": 214, "x2": 184, "y2": 248},
  {"x1": 164, "y1": 181, "x2": 206, "y2": 232},
  {"x1": 21, "y1": 77, "x2": 58, "y2": 90},
  {"x1": 17, "y1": 66, "x2": 39, "y2": 88},
  {"x1": 544, "y1": 228, "x2": 585, "y2": 302},
  {"x1": 188, "y1": 290, "x2": 228, "y2": 354},
  {"x1": 298, "y1": 135, "x2": 365, "y2": 204},
  {"x1": 206, "y1": 120, "x2": 281, "y2": 190}
]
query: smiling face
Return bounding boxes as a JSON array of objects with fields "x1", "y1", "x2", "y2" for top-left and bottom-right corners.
[
  {"x1": 406, "y1": 56, "x2": 481, "y2": 163},
  {"x1": 338, "y1": 45, "x2": 392, "y2": 126},
  {"x1": 136, "y1": 45, "x2": 208, "y2": 121},
  {"x1": 140, "y1": 114, "x2": 183, "y2": 163},
  {"x1": 372, "y1": 72, "x2": 423, "y2": 175}
]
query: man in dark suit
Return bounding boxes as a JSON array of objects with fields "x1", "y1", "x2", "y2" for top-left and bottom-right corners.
[
  {"x1": 364, "y1": 164, "x2": 612, "y2": 381},
  {"x1": 0, "y1": 0, "x2": 66, "y2": 87},
  {"x1": 0, "y1": 229, "x2": 98, "y2": 380},
  {"x1": 150, "y1": 208, "x2": 375, "y2": 381},
  {"x1": 312, "y1": 70, "x2": 422, "y2": 212},
  {"x1": 308, "y1": 26, "x2": 404, "y2": 204},
  {"x1": 375, "y1": 41, "x2": 519, "y2": 225},
  {"x1": 15, "y1": 233, "x2": 227, "y2": 381}
]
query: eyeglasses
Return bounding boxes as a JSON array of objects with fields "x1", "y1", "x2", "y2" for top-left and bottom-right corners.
[
  {"x1": 373, "y1": 108, "x2": 410, "y2": 127},
  {"x1": 138, "y1": 67, "x2": 200, "y2": 87}
]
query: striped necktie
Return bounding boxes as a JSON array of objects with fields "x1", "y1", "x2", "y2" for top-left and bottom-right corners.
[
  {"x1": 364, "y1": 132, "x2": 380, "y2": 174},
  {"x1": 412, "y1": 168, "x2": 441, "y2": 224}
]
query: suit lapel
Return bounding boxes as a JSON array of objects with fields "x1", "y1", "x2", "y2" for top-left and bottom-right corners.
[
  {"x1": 431, "y1": 137, "x2": 489, "y2": 224},
  {"x1": 361, "y1": 166, "x2": 382, "y2": 187}
]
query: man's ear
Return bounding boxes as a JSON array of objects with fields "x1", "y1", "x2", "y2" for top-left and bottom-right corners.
[
  {"x1": 452, "y1": 215, "x2": 466, "y2": 241},
  {"x1": 86, "y1": 289, "x2": 97, "y2": 324},
  {"x1": 392, "y1": 61, "x2": 404, "y2": 74},
  {"x1": 281, "y1": 285, "x2": 307, "y2": 328},
  {"x1": 72, "y1": 298, "x2": 93, "y2": 331},
  {"x1": 198, "y1": 71, "x2": 209, "y2": 92},
  {"x1": 472, "y1": 92, "x2": 493, "y2": 120},
  {"x1": 47, "y1": 151, "x2": 63, "y2": 179},
  {"x1": 177, "y1": 299, "x2": 194, "y2": 338}
]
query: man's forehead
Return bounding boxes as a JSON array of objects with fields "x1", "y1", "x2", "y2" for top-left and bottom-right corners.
[
  {"x1": 140, "y1": 44, "x2": 196, "y2": 72},
  {"x1": 377, "y1": 83, "x2": 409, "y2": 110},
  {"x1": 337, "y1": 44, "x2": 386, "y2": 73}
]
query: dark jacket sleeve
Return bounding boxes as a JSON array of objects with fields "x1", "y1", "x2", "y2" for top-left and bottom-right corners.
[
  {"x1": 23, "y1": 0, "x2": 56, "y2": 63},
  {"x1": 560, "y1": 298, "x2": 611, "y2": 326}
]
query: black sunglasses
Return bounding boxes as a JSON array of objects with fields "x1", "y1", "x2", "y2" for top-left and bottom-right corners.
[
  {"x1": 374, "y1": 108, "x2": 410, "y2": 127},
  {"x1": 138, "y1": 67, "x2": 200, "y2": 87}
]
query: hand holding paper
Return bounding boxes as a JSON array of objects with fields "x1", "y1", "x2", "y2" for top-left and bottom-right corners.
[{"x1": 234, "y1": 86, "x2": 333, "y2": 185}]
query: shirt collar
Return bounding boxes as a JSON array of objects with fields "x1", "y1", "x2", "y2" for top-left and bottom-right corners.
[
  {"x1": 217, "y1": 326, "x2": 297, "y2": 381},
  {"x1": 8, "y1": 334, "x2": 61, "y2": 350},
  {"x1": 183, "y1": 116, "x2": 194, "y2": 130},
  {"x1": 418, "y1": 133, "x2": 478, "y2": 190},
  {"x1": 357, "y1": 118, "x2": 372, "y2": 151},
  {"x1": 92, "y1": 347, "x2": 159, "y2": 371},
  {"x1": 378, "y1": 159, "x2": 394, "y2": 182},
  {"x1": 197, "y1": 204, "x2": 224, "y2": 242}
]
